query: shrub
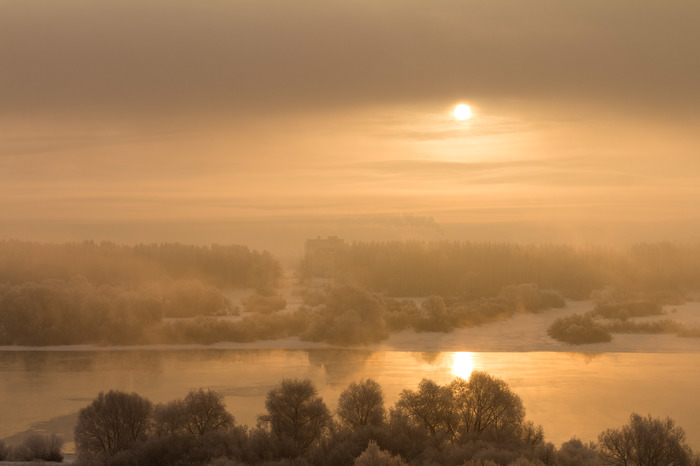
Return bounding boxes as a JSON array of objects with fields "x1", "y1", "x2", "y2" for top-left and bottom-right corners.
[
  {"x1": 556, "y1": 437, "x2": 598, "y2": 466},
  {"x1": 541, "y1": 290, "x2": 566, "y2": 308},
  {"x1": 301, "y1": 290, "x2": 326, "y2": 307},
  {"x1": 243, "y1": 293, "x2": 287, "y2": 314},
  {"x1": 353, "y1": 440, "x2": 407, "y2": 466},
  {"x1": 592, "y1": 300, "x2": 663, "y2": 320},
  {"x1": 598, "y1": 413, "x2": 693, "y2": 466},
  {"x1": 0, "y1": 439, "x2": 11, "y2": 461},
  {"x1": 547, "y1": 314, "x2": 612, "y2": 345},
  {"x1": 414, "y1": 295, "x2": 451, "y2": 332},
  {"x1": 302, "y1": 287, "x2": 389, "y2": 345},
  {"x1": 499, "y1": 284, "x2": 544, "y2": 312},
  {"x1": 11, "y1": 434, "x2": 64, "y2": 462},
  {"x1": 158, "y1": 279, "x2": 232, "y2": 318},
  {"x1": 605, "y1": 319, "x2": 682, "y2": 335},
  {"x1": 384, "y1": 299, "x2": 420, "y2": 331},
  {"x1": 507, "y1": 458, "x2": 545, "y2": 466}
]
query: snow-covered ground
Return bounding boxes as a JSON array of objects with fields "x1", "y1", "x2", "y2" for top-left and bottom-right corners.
[{"x1": 369, "y1": 299, "x2": 700, "y2": 353}]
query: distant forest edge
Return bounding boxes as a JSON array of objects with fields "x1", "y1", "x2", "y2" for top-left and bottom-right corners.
[
  {"x1": 308, "y1": 240, "x2": 700, "y2": 300},
  {"x1": 1, "y1": 240, "x2": 700, "y2": 346},
  {"x1": 0, "y1": 240, "x2": 282, "y2": 289}
]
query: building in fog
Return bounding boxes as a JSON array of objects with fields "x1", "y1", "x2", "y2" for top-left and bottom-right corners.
[{"x1": 304, "y1": 236, "x2": 345, "y2": 279}]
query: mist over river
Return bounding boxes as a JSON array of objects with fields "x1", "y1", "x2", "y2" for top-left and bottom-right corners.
[{"x1": 1, "y1": 348, "x2": 699, "y2": 451}]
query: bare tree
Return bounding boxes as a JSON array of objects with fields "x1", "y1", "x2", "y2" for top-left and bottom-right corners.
[
  {"x1": 182, "y1": 388, "x2": 235, "y2": 438},
  {"x1": 74, "y1": 390, "x2": 152, "y2": 457},
  {"x1": 450, "y1": 371, "x2": 525, "y2": 441},
  {"x1": 598, "y1": 413, "x2": 693, "y2": 466},
  {"x1": 153, "y1": 388, "x2": 234, "y2": 439},
  {"x1": 153, "y1": 399, "x2": 188, "y2": 437},
  {"x1": 338, "y1": 379, "x2": 386, "y2": 430},
  {"x1": 395, "y1": 378, "x2": 455, "y2": 437},
  {"x1": 259, "y1": 378, "x2": 331, "y2": 455}
]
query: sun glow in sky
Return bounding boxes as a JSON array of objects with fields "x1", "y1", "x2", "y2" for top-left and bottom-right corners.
[{"x1": 2, "y1": 0, "x2": 700, "y2": 253}]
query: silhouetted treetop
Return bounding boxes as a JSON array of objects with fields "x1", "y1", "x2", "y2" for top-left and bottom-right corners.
[{"x1": 68, "y1": 377, "x2": 699, "y2": 466}]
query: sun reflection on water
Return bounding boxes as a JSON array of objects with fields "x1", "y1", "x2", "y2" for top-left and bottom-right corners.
[{"x1": 452, "y1": 352, "x2": 474, "y2": 380}]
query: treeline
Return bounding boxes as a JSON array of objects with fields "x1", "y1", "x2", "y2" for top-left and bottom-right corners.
[
  {"x1": 0, "y1": 278, "x2": 233, "y2": 345},
  {"x1": 321, "y1": 241, "x2": 700, "y2": 299},
  {"x1": 0, "y1": 277, "x2": 304, "y2": 346},
  {"x1": 0, "y1": 240, "x2": 281, "y2": 289},
  {"x1": 71, "y1": 373, "x2": 545, "y2": 466},
  {"x1": 302, "y1": 284, "x2": 564, "y2": 345},
  {"x1": 0, "y1": 240, "x2": 282, "y2": 346},
  {"x1": 160, "y1": 284, "x2": 564, "y2": 346},
  {"x1": 6, "y1": 373, "x2": 697, "y2": 466},
  {"x1": 0, "y1": 282, "x2": 563, "y2": 346}
]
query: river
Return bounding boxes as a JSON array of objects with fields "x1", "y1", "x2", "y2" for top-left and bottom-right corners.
[{"x1": 1, "y1": 348, "x2": 699, "y2": 451}]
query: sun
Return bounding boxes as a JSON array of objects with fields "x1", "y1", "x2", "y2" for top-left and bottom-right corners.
[{"x1": 453, "y1": 103, "x2": 472, "y2": 121}]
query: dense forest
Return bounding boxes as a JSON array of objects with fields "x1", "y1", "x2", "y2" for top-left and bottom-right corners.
[
  {"x1": 0, "y1": 240, "x2": 281, "y2": 289},
  {"x1": 320, "y1": 241, "x2": 700, "y2": 300},
  {"x1": 1, "y1": 373, "x2": 696, "y2": 465}
]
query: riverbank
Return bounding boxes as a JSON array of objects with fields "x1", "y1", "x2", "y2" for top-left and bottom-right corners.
[{"x1": 2, "y1": 300, "x2": 699, "y2": 354}]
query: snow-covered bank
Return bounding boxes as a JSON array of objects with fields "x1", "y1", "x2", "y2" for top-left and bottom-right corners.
[{"x1": 368, "y1": 300, "x2": 700, "y2": 353}]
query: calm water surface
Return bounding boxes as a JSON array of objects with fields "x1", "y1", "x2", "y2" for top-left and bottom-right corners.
[{"x1": 1, "y1": 349, "x2": 699, "y2": 449}]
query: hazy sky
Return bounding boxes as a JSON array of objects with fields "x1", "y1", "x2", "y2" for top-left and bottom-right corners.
[{"x1": 2, "y1": 0, "x2": 700, "y2": 256}]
